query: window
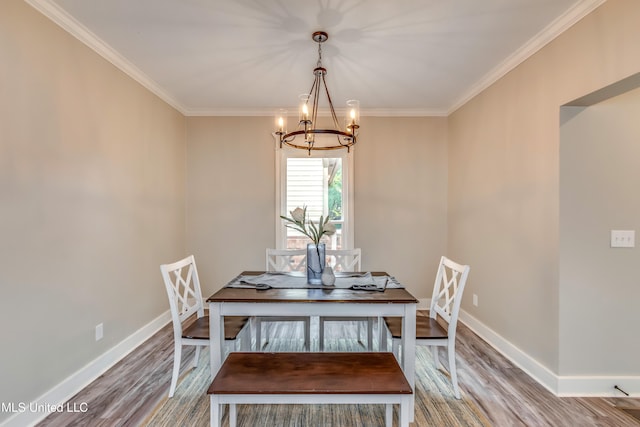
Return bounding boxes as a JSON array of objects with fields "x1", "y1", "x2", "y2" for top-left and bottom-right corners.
[{"x1": 276, "y1": 145, "x2": 353, "y2": 250}]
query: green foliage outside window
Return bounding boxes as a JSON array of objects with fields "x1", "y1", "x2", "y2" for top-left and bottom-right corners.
[{"x1": 328, "y1": 165, "x2": 342, "y2": 220}]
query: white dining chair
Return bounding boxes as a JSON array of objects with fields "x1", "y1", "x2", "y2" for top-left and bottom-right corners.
[
  {"x1": 160, "y1": 255, "x2": 250, "y2": 397},
  {"x1": 319, "y1": 248, "x2": 375, "y2": 351},
  {"x1": 254, "y1": 248, "x2": 310, "y2": 350},
  {"x1": 265, "y1": 248, "x2": 306, "y2": 272},
  {"x1": 382, "y1": 255, "x2": 470, "y2": 399}
]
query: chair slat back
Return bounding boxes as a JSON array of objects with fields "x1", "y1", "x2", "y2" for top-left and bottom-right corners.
[
  {"x1": 161, "y1": 255, "x2": 205, "y2": 328},
  {"x1": 430, "y1": 256, "x2": 470, "y2": 336},
  {"x1": 326, "y1": 248, "x2": 362, "y2": 272},
  {"x1": 266, "y1": 248, "x2": 306, "y2": 272}
]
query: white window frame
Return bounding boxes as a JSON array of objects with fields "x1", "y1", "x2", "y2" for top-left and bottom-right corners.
[{"x1": 274, "y1": 137, "x2": 354, "y2": 250}]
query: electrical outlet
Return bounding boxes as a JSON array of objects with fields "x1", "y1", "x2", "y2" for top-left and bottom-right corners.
[
  {"x1": 95, "y1": 323, "x2": 104, "y2": 341},
  {"x1": 611, "y1": 230, "x2": 635, "y2": 248},
  {"x1": 473, "y1": 294, "x2": 478, "y2": 307}
]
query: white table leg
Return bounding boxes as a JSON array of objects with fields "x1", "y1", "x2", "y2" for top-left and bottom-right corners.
[
  {"x1": 402, "y1": 303, "x2": 416, "y2": 422},
  {"x1": 209, "y1": 302, "x2": 223, "y2": 377},
  {"x1": 379, "y1": 316, "x2": 387, "y2": 351},
  {"x1": 319, "y1": 317, "x2": 325, "y2": 351},
  {"x1": 367, "y1": 318, "x2": 374, "y2": 351},
  {"x1": 304, "y1": 318, "x2": 311, "y2": 351},
  {"x1": 210, "y1": 395, "x2": 221, "y2": 427}
]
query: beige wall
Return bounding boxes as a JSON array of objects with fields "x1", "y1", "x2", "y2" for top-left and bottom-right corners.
[
  {"x1": 185, "y1": 116, "x2": 276, "y2": 296},
  {"x1": 0, "y1": 0, "x2": 186, "y2": 415},
  {"x1": 560, "y1": 87, "x2": 640, "y2": 375},
  {"x1": 185, "y1": 116, "x2": 448, "y2": 300},
  {"x1": 355, "y1": 117, "x2": 448, "y2": 299},
  {"x1": 448, "y1": 0, "x2": 640, "y2": 372}
]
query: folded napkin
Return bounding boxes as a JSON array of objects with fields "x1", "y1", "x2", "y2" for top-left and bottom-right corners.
[
  {"x1": 350, "y1": 282, "x2": 387, "y2": 291},
  {"x1": 335, "y1": 273, "x2": 388, "y2": 291}
]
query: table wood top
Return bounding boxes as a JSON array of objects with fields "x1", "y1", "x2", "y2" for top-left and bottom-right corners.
[{"x1": 207, "y1": 271, "x2": 418, "y2": 304}]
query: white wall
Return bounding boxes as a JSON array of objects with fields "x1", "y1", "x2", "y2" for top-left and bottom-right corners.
[
  {"x1": 560, "y1": 86, "x2": 640, "y2": 376},
  {"x1": 0, "y1": 1, "x2": 186, "y2": 420}
]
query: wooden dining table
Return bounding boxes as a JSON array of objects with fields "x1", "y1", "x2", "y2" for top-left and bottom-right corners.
[{"x1": 206, "y1": 271, "x2": 419, "y2": 421}]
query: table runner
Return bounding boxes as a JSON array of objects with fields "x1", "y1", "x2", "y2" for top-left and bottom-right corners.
[{"x1": 225, "y1": 272, "x2": 403, "y2": 291}]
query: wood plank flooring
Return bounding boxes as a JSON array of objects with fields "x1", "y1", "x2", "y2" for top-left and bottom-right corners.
[
  {"x1": 38, "y1": 313, "x2": 639, "y2": 426},
  {"x1": 453, "y1": 322, "x2": 639, "y2": 426}
]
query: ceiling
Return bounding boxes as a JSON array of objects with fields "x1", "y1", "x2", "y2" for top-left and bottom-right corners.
[{"x1": 29, "y1": 0, "x2": 603, "y2": 116}]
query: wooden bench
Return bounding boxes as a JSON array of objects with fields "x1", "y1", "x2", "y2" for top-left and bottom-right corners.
[{"x1": 208, "y1": 352, "x2": 413, "y2": 427}]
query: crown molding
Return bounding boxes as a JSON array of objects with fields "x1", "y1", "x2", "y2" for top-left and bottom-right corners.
[
  {"x1": 25, "y1": 0, "x2": 188, "y2": 115},
  {"x1": 447, "y1": 0, "x2": 607, "y2": 115},
  {"x1": 359, "y1": 108, "x2": 448, "y2": 118},
  {"x1": 26, "y1": 0, "x2": 606, "y2": 119},
  {"x1": 185, "y1": 108, "x2": 282, "y2": 117},
  {"x1": 184, "y1": 107, "x2": 448, "y2": 117}
]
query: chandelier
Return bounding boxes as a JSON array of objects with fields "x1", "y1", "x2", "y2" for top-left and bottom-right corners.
[{"x1": 275, "y1": 31, "x2": 360, "y2": 154}]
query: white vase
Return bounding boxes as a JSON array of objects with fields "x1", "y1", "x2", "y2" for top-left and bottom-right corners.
[{"x1": 321, "y1": 266, "x2": 336, "y2": 286}]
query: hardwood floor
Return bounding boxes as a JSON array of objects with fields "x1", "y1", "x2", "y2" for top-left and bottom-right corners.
[
  {"x1": 453, "y1": 323, "x2": 639, "y2": 426},
  {"x1": 38, "y1": 314, "x2": 639, "y2": 426}
]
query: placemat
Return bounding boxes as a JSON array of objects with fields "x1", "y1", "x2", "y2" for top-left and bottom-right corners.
[{"x1": 225, "y1": 272, "x2": 403, "y2": 291}]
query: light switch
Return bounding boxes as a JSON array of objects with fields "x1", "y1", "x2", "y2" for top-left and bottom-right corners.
[{"x1": 610, "y1": 230, "x2": 635, "y2": 248}]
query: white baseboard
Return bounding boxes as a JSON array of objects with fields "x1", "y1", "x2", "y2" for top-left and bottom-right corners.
[
  {"x1": 458, "y1": 310, "x2": 559, "y2": 394},
  {"x1": 0, "y1": 311, "x2": 171, "y2": 427},
  {"x1": 459, "y1": 310, "x2": 639, "y2": 397},
  {"x1": 557, "y1": 376, "x2": 640, "y2": 397}
]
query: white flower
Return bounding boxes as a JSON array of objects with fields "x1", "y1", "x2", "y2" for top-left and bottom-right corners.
[
  {"x1": 290, "y1": 207, "x2": 305, "y2": 223},
  {"x1": 323, "y1": 222, "x2": 336, "y2": 236},
  {"x1": 280, "y1": 205, "x2": 336, "y2": 245}
]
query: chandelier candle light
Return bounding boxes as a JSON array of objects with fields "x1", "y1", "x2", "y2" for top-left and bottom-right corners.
[{"x1": 275, "y1": 31, "x2": 360, "y2": 154}]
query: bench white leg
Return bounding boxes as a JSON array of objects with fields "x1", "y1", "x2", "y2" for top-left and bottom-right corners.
[
  {"x1": 399, "y1": 398, "x2": 410, "y2": 427},
  {"x1": 385, "y1": 404, "x2": 392, "y2": 427},
  {"x1": 210, "y1": 396, "x2": 221, "y2": 427},
  {"x1": 212, "y1": 398, "x2": 407, "y2": 426},
  {"x1": 229, "y1": 403, "x2": 237, "y2": 427}
]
